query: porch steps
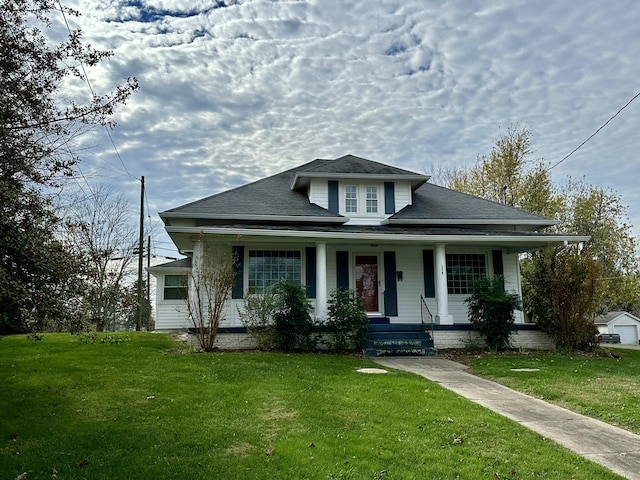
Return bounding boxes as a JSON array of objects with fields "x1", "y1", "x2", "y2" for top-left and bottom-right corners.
[{"x1": 364, "y1": 323, "x2": 436, "y2": 357}]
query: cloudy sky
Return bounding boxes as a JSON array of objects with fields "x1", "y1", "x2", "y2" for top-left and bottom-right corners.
[{"x1": 59, "y1": 0, "x2": 640, "y2": 260}]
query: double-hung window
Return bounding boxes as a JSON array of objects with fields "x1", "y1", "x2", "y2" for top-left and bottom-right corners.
[
  {"x1": 366, "y1": 186, "x2": 378, "y2": 213},
  {"x1": 343, "y1": 184, "x2": 379, "y2": 215},
  {"x1": 446, "y1": 253, "x2": 487, "y2": 295},
  {"x1": 345, "y1": 185, "x2": 358, "y2": 213},
  {"x1": 248, "y1": 250, "x2": 302, "y2": 294},
  {"x1": 164, "y1": 274, "x2": 188, "y2": 300}
]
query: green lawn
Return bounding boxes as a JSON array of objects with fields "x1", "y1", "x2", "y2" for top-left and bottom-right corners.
[
  {"x1": 0, "y1": 334, "x2": 626, "y2": 480},
  {"x1": 466, "y1": 347, "x2": 640, "y2": 436}
]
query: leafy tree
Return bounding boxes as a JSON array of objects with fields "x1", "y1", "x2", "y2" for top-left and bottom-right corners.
[
  {"x1": 524, "y1": 245, "x2": 600, "y2": 350},
  {"x1": 441, "y1": 125, "x2": 564, "y2": 220},
  {"x1": 0, "y1": 0, "x2": 137, "y2": 333},
  {"x1": 466, "y1": 276, "x2": 521, "y2": 352},
  {"x1": 561, "y1": 180, "x2": 639, "y2": 312},
  {"x1": 439, "y1": 124, "x2": 639, "y2": 346}
]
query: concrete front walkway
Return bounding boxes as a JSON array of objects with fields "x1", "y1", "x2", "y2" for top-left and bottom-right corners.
[{"x1": 374, "y1": 357, "x2": 640, "y2": 480}]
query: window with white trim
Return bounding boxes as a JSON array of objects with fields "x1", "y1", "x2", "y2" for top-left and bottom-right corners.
[
  {"x1": 345, "y1": 185, "x2": 358, "y2": 213},
  {"x1": 248, "y1": 250, "x2": 302, "y2": 294},
  {"x1": 366, "y1": 186, "x2": 378, "y2": 213},
  {"x1": 163, "y1": 274, "x2": 188, "y2": 300},
  {"x1": 446, "y1": 253, "x2": 487, "y2": 295}
]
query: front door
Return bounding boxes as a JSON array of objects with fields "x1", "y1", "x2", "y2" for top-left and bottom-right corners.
[{"x1": 355, "y1": 255, "x2": 379, "y2": 313}]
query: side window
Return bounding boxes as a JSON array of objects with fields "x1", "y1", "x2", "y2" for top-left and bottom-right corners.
[{"x1": 164, "y1": 274, "x2": 188, "y2": 300}]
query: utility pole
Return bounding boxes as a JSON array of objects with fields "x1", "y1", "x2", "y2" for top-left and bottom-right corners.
[
  {"x1": 146, "y1": 234, "x2": 151, "y2": 331},
  {"x1": 136, "y1": 176, "x2": 145, "y2": 331}
]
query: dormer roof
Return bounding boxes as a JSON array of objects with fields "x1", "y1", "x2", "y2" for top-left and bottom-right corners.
[{"x1": 291, "y1": 154, "x2": 429, "y2": 191}]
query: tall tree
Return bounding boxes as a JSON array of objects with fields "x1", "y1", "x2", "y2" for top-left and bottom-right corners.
[
  {"x1": 442, "y1": 125, "x2": 564, "y2": 220},
  {"x1": 439, "y1": 124, "x2": 640, "y2": 345},
  {"x1": 64, "y1": 185, "x2": 141, "y2": 331},
  {"x1": 0, "y1": 0, "x2": 137, "y2": 333}
]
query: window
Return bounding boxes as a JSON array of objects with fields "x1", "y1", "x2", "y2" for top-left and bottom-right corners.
[
  {"x1": 446, "y1": 253, "x2": 486, "y2": 294},
  {"x1": 248, "y1": 250, "x2": 301, "y2": 293},
  {"x1": 366, "y1": 186, "x2": 378, "y2": 213},
  {"x1": 345, "y1": 185, "x2": 358, "y2": 213},
  {"x1": 164, "y1": 274, "x2": 188, "y2": 300}
]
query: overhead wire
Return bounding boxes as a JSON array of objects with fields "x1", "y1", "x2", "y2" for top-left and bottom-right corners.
[{"x1": 551, "y1": 89, "x2": 640, "y2": 169}]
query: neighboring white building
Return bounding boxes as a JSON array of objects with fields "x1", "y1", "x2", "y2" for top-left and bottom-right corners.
[
  {"x1": 595, "y1": 311, "x2": 640, "y2": 345},
  {"x1": 149, "y1": 154, "x2": 587, "y2": 351}
]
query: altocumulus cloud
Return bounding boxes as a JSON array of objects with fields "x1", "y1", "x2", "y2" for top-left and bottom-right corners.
[{"x1": 58, "y1": 0, "x2": 640, "y2": 256}]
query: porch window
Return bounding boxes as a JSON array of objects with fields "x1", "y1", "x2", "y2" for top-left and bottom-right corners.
[
  {"x1": 345, "y1": 185, "x2": 358, "y2": 213},
  {"x1": 164, "y1": 274, "x2": 188, "y2": 300},
  {"x1": 446, "y1": 253, "x2": 486, "y2": 295},
  {"x1": 366, "y1": 186, "x2": 378, "y2": 213},
  {"x1": 248, "y1": 250, "x2": 301, "y2": 294}
]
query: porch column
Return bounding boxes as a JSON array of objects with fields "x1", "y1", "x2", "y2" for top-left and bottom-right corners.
[
  {"x1": 315, "y1": 242, "x2": 328, "y2": 320},
  {"x1": 434, "y1": 243, "x2": 453, "y2": 325}
]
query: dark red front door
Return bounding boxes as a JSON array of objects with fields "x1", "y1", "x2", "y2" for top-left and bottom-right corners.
[{"x1": 355, "y1": 255, "x2": 378, "y2": 312}]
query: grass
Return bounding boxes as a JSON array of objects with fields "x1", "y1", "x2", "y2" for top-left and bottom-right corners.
[
  {"x1": 0, "y1": 333, "x2": 626, "y2": 480},
  {"x1": 466, "y1": 347, "x2": 640, "y2": 435}
]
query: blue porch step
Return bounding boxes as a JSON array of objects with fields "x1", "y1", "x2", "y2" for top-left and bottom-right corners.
[{"x1": 364, "y1": 323, "x2": 436, "y2": 357}]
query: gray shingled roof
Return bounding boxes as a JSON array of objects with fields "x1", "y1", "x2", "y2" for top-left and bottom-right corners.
[
  {"x1": 161, "y1": 155, "x2": 553, "y2": 227},
  {"x1": 389, "y1": 182, "x2": 555, "y2": 224},
  {"x1": 161, "y1": 160, "x2": 342, "y2": 219}
]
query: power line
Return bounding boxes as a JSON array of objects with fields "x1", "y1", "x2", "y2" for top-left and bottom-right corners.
[
  {"x1": 551, "y1": 89, "x2": 640, "y2": 169},
  {"x1": 57, "y1": 0, "x2": 136, "y2": 182}
]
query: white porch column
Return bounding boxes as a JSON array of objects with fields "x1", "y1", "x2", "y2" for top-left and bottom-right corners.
[
  {"x1": 434, "y1": 243, "x2": 453, "y2": 325},
  {"x1": 315, "y1": 242, "x2": 328, "y2": 320}
]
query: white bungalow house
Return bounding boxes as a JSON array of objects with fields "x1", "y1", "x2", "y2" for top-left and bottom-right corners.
[
  {"x1": 595, "y1": 311, "x2": 640, "y2": 345},
  {"x1": 149, "y1": 154, "x2": 586, "y2": 351}
]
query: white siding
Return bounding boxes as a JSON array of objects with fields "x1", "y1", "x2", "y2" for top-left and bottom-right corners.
[
  {"x1": 502, "y1": 252, "x2": 525, "y2": 323},
  {"x1": 394, "y1": 180, "x2": 412, "y2": 211},
  {"x1": 153, "y1": 273, "x2": 190, "y2": 330},
  {"x1": 309, "y1": 178, "x2": 329, "y2": 209}
]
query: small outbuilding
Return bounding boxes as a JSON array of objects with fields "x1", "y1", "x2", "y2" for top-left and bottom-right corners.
[{"x1": 594, "y1": 311, "x2": 640, "y2": 345}]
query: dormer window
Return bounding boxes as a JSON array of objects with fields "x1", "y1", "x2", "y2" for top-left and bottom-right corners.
[
  {"x1": 366, "y1": 186, "x2": 378, "y2": 213},
  {"x1": 345, "y1": 185, "x2": 358, "y2": 213}
]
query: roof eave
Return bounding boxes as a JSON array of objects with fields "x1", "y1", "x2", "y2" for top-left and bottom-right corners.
[
  {"x1": 291, "y1": 172, "x2": 429, "y2": 190},
  {"x1": 160, "y1": 212, "x2": 347, "y2": 224},
  {"x1": 382, "y1": 218, "x2": 558, "y2": 227}
]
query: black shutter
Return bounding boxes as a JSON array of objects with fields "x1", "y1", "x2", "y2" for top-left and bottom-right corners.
[
  {"x1": 305, "y1": 247, "x2": 316, "y2": 298},
  {"x1": 492, "y1": 250, "x2": 504, "y2": 288},
  {"x1": 328, "y1": 180, "x2": 339, "y2": 214},
  {"x1": 336, "y1": 251, "x2": 349, "y2": 289},
  {"x1": 384, "y1": 182, "x2": 395, "y2": 214},
  {"x1": 423, "y1": 250, "x2": 435, "y2": 297},
  {"x1": 231, "y1": 246, "x2": 244, "y2": 299},
  {"x1": 383, "y1": 251, "x2": 398, "y2": 316}
]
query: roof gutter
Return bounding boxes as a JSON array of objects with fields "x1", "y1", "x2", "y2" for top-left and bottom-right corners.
[{"x1": 164, "y1": 225, "x2": 589, "y2": 249}]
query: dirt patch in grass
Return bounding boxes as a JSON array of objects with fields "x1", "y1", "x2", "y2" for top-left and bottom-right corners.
[{"x1": 224, "y1": 442, "x2": 256, "y2": 458}]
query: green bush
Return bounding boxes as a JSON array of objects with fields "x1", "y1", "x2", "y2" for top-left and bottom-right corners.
[
  {"x1": 326, "y1": 288, "x2": 368, "y2": 350},
  {"x1": 272, "y1": 280, "x2": 316, "y2": 352},
  {"x1": 238, "y1": 286, "x2": 278, "y2": 350},
  {"x1": 466, "y1": 276, "x2": 521, "y2": 352}
]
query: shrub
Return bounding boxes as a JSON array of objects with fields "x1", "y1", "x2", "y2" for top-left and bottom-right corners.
[
  {"x1": 238, "y1": 285, "x2": 278, "y2": 350},
  {"x1": 326, "y1": 288, "x2": 368, "y2": 350},
  {"x1": 272, "y1": 279, "x2": 316, "y2": 352},
  {"x1": 466, "y1": 276, "x2": 521, "y2": 352}
]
